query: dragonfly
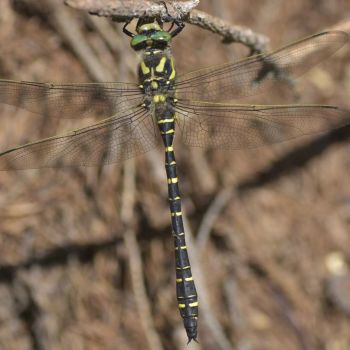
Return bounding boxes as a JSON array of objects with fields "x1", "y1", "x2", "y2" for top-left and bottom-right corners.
[{"x1": 0, "y1": 16, "x2": 349, "y2": 342}]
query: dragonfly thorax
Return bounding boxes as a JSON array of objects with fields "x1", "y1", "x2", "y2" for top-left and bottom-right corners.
[{"x1": 139, "y1": 48, "x2": 176, "y2": 100}]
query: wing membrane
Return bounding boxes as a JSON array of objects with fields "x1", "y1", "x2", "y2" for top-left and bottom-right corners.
[
  {"x1": 175, "y1": 101, "x2": 350, "y2": 149},
  {"x1": 0, "y1": 105, "x2": 159, "y2": 169},
  {"x1": 175, "y1": 31, "x2": 349, "y2": 102},
  {"x1": 0, "y1": 80, "x2": 143, "y2": 119}
]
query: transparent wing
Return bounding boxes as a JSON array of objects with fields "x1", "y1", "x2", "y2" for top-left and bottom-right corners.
[
  {"x1": 175, "y1": 31, "x2": 349, "y2": 102},
  {"x1": 0, "y1": 105, "x2": 159, "y2": 169},
  {"x1": 0, "y1": 80, "x2": 143, "y2": 118},
  {"x1": 175, "y1": 101, "x2": 350, "y2": 149}
]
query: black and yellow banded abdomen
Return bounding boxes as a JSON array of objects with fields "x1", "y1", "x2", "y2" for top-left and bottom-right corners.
[{"x1": 139, "y1": 43, "x2": 199, "y2": 342}]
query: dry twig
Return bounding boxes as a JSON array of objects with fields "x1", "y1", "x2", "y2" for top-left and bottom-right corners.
[
  {"x1": 65, "y1": 0, "x2": 199, "y2": 20},
  {"x1": 188, "y1": 9, "x2": 269, "y2": 52},
  {"x1": 65, "y1": 0, "x2": 269, "y2": 52},
  {"x1": 121, "y1": 159, "x2": 164, "y2": 350},
  {"x1": 196, "y1": 186, "x2": 234, "y2": 254},
  {"x1": 182, "y1": 216, "x2": 234, "y2": 350}
]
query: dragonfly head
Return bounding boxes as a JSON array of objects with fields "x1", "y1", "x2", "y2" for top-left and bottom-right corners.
[{"x1": 131, "y1": 18, "x2": 172, "y2": 51}]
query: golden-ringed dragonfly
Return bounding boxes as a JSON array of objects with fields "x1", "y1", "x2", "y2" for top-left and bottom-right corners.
[{"x1": 0, "y1": 15, "x2": 349, "y2": 342}]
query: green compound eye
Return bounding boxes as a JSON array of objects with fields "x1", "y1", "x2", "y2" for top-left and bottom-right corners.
[
  {"x1": 130, "y1": 34, "x2": 148, "y2": 49},
  {"x1": 150, "y1": 31, "x2": 171, "y2": 43}
]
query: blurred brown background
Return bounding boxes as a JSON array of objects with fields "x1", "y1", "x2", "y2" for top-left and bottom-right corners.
[{"x1": 0, "y1": 0, "x2": 350, "y2": 349}]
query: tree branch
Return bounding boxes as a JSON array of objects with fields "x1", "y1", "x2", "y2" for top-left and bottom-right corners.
[
  {"x1": 65, "y1": 0, "x2": 269, "y2": 52},
  {"x1": 65, "y1": 0, "x2": 199, "y2": 21},
  {"x1": 188, "y1": 9, "x2": 269, "y2": 52}
]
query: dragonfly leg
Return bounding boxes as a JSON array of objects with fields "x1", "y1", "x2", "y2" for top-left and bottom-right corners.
[
  {"x1": 158, "y1": 0, "x2": 185, "y2": 37},
  {"x1": 170, "y1": 21, "x2": 185, "y2": 38},
  {"x1": 123, "y1": 20, "x2": 135, "y2": 37}
]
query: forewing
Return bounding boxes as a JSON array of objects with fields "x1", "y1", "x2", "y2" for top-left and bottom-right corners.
[
  {"x1": 0, "y1": 80, "x2": 143, "y2": 119},
  {"x1": 175, "y1": 31, "x2": 349, "y2": 102},
  {"x1": 175, "y1": 101, "x2": 350, "y2": 149},
  {"x1": 0, "y1": 105, "x2": 159, "y2": 169}
]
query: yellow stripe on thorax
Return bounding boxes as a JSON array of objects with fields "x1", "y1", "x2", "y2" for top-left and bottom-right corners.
[
  {"x1": 169, "y1": 58, "x2": 176, "y2": 80},
  {"x1": 140, "y1": 61, "x2": 150, "y2": 75},
  {"x1": 156, "y1": 56, "x2": 167, "y2": 73}
]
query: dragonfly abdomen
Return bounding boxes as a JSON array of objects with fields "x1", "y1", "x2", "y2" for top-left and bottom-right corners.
[
  {"x1": 163, "y1": 132, "x2": 199, "y2": 342},
  {"x1": 155, "y1": 98, "x2": 199, "y2": 342}
]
